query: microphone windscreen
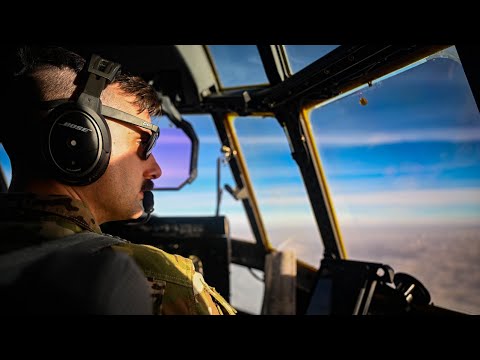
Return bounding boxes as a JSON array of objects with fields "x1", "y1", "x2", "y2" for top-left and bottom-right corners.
[{"x1": 143, "y1": 191, "x2": 154, "y2": 214}]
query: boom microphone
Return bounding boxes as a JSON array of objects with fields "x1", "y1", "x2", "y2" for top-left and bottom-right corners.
[
  {"x1": 118, "y1": 191, "x2": 155, "y2": 226},
  {"x1": 143, "y1": 190, "x2": 154, "y2": 215},
  {"x1": 126, "y1": 190, "x2": 154, "y2": 225}
]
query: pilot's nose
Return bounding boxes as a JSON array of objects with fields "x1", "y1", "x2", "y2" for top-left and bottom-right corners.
[{"x1": 145, "y1": 154, "x2": 162, "y2": 180}]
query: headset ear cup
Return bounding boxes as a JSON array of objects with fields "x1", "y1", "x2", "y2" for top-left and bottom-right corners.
[{"x1": 42, "y1": 102, "x2": 111, "y2": 186}]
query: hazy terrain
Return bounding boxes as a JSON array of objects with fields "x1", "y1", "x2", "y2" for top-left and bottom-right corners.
[{"x1": 229, "y1": 224, "x2": 480, "y2": 315}]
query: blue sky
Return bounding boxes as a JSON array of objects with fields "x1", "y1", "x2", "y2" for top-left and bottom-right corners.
[
  {"x1": 208, "y1": 46, "x2": 480, "y2": 227},
  {"x1": 311, "y1": 54, "x2": 480, "y2": 226}
]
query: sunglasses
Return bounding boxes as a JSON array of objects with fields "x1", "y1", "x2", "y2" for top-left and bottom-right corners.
[
  {"x1": 42, "y1": 100, "x2": 160, "y2": 160},
  {"x1": 101, "y1": 105, "x2": 159, "y2": 160}
]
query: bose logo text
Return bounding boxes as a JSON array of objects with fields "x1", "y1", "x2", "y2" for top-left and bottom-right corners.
[
  {"x1": 60, "y1": 122, "x2": 93, "y2": 133},
  {"x1": 142, "y1": 121, "x2": 152, "y2": 128}
]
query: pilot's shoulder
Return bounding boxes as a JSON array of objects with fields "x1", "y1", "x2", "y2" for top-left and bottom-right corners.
[
  {"x1": 111, "y1": 241, "x2": 236, "y2": 315},
  {"x1": 111, "y1": 242, "x2": 194, "y2": 287}
]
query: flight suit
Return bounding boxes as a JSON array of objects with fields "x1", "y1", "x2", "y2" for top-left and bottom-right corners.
[{"x1": 0, "y1": 192, "x2": 237, "y2": 315}]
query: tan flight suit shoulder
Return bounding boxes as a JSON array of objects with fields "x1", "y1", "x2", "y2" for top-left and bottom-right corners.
[{"x1": 111, "y1": 242, "x2": 236, "y2": 315}]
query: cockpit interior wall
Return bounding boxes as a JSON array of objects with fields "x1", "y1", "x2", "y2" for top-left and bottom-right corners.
[{"x1": 69, "y1": 45, "x2": 217, "y2": 110}]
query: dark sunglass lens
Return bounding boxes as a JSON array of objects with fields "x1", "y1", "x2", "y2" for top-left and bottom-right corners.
[{"x1": 145, "y1": 132, "x2": 159, "y2": 159}]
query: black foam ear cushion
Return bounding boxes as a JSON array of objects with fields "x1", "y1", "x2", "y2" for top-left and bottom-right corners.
[{"x1": 42, "y1": 102, "x2": 111, "y2": 186}]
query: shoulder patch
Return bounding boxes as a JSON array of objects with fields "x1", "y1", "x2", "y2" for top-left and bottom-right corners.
[{"x1": 192, "y1": 272, "x2": 205, "y2": 295}]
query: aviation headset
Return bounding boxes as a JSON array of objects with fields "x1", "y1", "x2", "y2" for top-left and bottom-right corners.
[{"x1": 41, "y1": 54, "x2": 121, "y2": 186}]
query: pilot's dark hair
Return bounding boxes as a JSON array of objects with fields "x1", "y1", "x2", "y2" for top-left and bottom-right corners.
[{"x1": 2, "y1": 46, "x2": 161, "y2": 175}]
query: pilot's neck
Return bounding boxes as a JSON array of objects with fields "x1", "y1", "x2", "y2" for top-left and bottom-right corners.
[{"x1": 10, "y1": 177, "x2": 80, "y2": 199}]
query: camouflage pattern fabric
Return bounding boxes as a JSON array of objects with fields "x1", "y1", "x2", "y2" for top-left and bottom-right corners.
[{"x1": 0, "y1": 193, "x2": 236, "y2": 315}]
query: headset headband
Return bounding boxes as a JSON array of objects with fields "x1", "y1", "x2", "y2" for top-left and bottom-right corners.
[{"x1": 78, "y1": 55, "x2": 121, "y2": 112}]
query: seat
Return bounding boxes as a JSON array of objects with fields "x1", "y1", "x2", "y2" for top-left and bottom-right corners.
[{"x1": 0, "y1": 243, "x2": 153, "y2": 315}]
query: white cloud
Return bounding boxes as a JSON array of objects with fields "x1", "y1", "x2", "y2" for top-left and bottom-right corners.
[
  {"x1": 222, "y1": 185, "x2": 480, "y2": 209},
  {"x1": 315, "y1": 128, "x2": 480, "y2": 147},
  {"x1": 202, "y1": 128, "x2": 480, "y2": 148},
  {"x1": 333, "y1": 188, "x2": 480, "y2": 206},
  {"x1": 151, "y1": 184, "x2": 480, "y2": 228},
  {"x1": 293, "y1": 159, "x2": 479, "y2": 178},
  {"x1": 337, "y1": 213, "x2": 480, "y2": 226}
]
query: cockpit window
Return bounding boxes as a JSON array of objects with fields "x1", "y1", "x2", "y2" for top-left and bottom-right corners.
[
  {"x1": 285, "y1": 45, "x2": 340, "y2": 73},
  {"x1": 0, "y1": 143, "x2": 12, "y2": 188},
  {"x1": 308, "y1": 46, "x2": 480, "y2": 314},
  {"x1": 234, "y1": 116, "x2": 324, "y2": 267},
  {"x1": 208, "y1": 45, "x2": 269, "y2": 88}
]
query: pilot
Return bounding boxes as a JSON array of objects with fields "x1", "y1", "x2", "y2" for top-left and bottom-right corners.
[{"x1": 0, "y1": 45, "x2": 236, "y2": 315}]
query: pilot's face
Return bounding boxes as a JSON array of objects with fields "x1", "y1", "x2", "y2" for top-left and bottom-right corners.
[{"x1": 90, "y1": 84, "x2": 162, "y2": 223}]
